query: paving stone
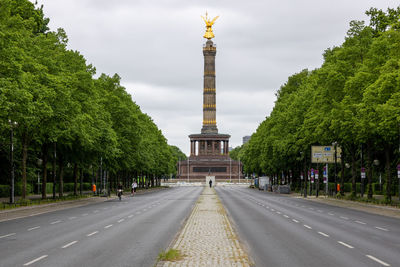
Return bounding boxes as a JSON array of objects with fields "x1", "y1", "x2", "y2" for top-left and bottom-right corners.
[{"x1": 158, "y1": 186, "x2": 251, "y2": 267}]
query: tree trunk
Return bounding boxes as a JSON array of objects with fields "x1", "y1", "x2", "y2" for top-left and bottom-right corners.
[
  {"x1": 58, "y1": 155, "x2": 64, "y2": 197},
  {"x1": 351, "y1": 146, "x2": 356, "y2": 197},
  {"x1": 80, "y1": 168, "x2": 83, "y2": 195},
  {"x1": 340, "y1": 149, "x2": 345, "y2": 196},
  {"x1": 21, "y1": 130, "x2": 29, "y2": 199},
  {"x1": 41, "y1": 143, "x2": 49, "y2": 199},
  {"x1": 52, "y1": 142, "x2": 57, "y2": 199},
  {"x1": 73, "y1": 163, "x2": 78, "y2": 196},
  {"x1": 367, "y1": 141, "x2": 373, "y2": 199},
  {"x1": 385, "y1": 144, "x2": 392, "y2": 203}
]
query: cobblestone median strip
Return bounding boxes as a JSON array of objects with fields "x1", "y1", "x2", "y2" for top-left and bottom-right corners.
[{"x1": 159, "y1": 186, "x2": 252, "y2": 267}]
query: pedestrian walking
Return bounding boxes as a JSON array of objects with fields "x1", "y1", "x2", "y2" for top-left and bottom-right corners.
[
  {"x1": 131, "y1": 180, "x2": 138, "y2": 196},
  {"x1": 209, "y1": 179, "x2": 212, "y2": 188}
]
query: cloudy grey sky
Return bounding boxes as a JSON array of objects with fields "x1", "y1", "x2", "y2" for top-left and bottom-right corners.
[{"x1": 35, "y1": 0, "x2": 399, "y2": 155}]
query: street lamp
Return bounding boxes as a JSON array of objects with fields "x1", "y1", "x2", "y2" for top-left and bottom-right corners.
[
  {"x1": 37, "y1": 158, "x2": 43, "y2": 194},
  {"x1": 373, "y1": 159, "x2": 380, "y2": 193},
  {"x1": 332, "y1": 141, "x2": 338, "y2": 195},
  {"x1": 9, "y1": 120, "x2": 17, "y2": 204}
]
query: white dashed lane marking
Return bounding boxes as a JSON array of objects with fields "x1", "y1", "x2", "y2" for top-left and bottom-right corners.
[
  {"x1": 128, "y1": 215, "x2": 133, "y2": 218},
  {"x1": 303, "y1": 225, "x2": 312, "y2": 229},
  {"x1": 23, "y1": 255, "x2": 48, "y2": 266},
  {"x1": 318, "y1": 232, "x2": 329, "y2": 237},
  {"x1": 82, "y1": 213, "x2": 88, "y2": 216},
  {"x1": 375, "y1": 226, "x2": 389, "y2": 232},
  {"x1": 27, "y1": 226, "x2": 40, "y2": 231},
  {"x1": 340, "y1": 216, "x2": 349, "y2": 220},
  {"x1": 61, "y1": 241, "x2": 78, "y2": 248},
  {"x1": 68, "y1": 217, "x2": 77, "y2": 220},
  {"x1": 50, "y1": 220, "x2": 61, "y2": 225},
  {"x1": 328, "y1": 213, "x2": 334, "y2": 216},
  {"x1": 0, "y1": 233, "x2": 16, "y2": 239},
  {"x1": 117, "y1": 219, "x2": 125, "y2": 223},
  {"x1": 366, "y1": 255, "x2": 390, "y2": 266},
  {"x1": 338, "y1": 241, "x2": 354, "y2": 249},
  {"x1": 87, "y1": 231, "x2": 98, "y2": 237},
  {"x1": 104, "y1": 224, "x2": 113, "y2": 229},
  {"x1": 355, "y1": 221, "x2": 366, "y2": 225},
  {"x1": 292, "y1": 219, "x2": 299, "y2": 223},
  {"x1": 283, "y1": 215, "x2": 289, "y2": 218}
]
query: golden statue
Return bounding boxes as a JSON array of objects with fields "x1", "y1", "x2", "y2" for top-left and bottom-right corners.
[{"x1": 201, "y1": 12, "x2": 219, "y2": 39}]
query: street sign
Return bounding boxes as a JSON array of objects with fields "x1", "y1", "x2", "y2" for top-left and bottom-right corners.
[
  {"x1": 315, "y1": 170, "x2": 319, "y2": 180},
  {"x1": 311, "y1": 146, "x2": 342, "y2": 163},
  {"x1": 397, "y1": 164, "x2": 400, "y2": 179},
  {"x1": 361, "y1": 167, "x2": 366, "y2": 179}
]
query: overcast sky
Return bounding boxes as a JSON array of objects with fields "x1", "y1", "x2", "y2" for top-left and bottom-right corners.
[{"x1": 35, "y1": 0, "x2": 399, "y2": 155}]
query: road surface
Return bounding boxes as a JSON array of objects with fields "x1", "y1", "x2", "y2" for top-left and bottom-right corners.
[
  {"x1": 0, "y1": 187, "x2": 202, "y2": 267},
  {"x1": 216, "y1": 186, "x2": 399, "y2": 267}
]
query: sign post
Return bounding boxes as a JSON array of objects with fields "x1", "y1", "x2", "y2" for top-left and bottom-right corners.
[
  {"x1": 361, "y1": 167, "x2": 366, "y2": 197},
  {"x1": 397, "y1": 164, "x2": 400, "y2": 200}
]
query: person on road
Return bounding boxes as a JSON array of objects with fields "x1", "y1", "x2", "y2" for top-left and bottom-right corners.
[
  {"x1": 117, "y1": 183, "x2": 123, "y2": 200},
  {"x1": 131, "y1": 180, "x2": 138, "y2": 196},
  {"x1": 209, "y1": 179, "x2": 212, "y2": 188}
]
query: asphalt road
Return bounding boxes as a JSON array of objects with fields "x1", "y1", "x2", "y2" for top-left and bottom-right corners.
[
  {"x1": 0, "y1": 186, "x2": 202, "y2": 267},
  {"x1": 216, "y1": 186, "x2": 400, "y2": 267}
]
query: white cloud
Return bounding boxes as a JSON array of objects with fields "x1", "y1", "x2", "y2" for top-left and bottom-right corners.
[{"x1": 35, "y1": 0, "x2": 400, "y2": 155}]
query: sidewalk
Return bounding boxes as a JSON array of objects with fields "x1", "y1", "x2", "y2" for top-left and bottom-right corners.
[{"x1": 158, "y1": 186, "x2": 252, "y2": 267}]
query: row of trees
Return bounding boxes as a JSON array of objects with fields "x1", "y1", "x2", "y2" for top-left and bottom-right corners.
[
  {"x1": 0, "y1": 0, "x2": 184, "y2": 200},
  {"x1": 232, "y1": 7, "x2": 400, "y2": 202}
]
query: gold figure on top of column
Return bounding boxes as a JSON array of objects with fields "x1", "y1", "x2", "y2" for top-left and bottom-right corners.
[{"x1": 201, "y1": 12, "x2": 219, "y2": 39}]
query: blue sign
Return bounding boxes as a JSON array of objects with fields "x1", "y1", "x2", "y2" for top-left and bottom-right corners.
[{"x1": 324, "y1": 147, "x2": 331, "y2": 151}]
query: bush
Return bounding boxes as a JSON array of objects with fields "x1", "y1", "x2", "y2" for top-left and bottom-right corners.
[{"x1": 0, "y1": 185, "x2": 9, "y2": 198}]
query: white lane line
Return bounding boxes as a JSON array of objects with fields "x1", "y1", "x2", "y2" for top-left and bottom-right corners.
[
  {"x1": 68, "y1": 216, "x2": 77, "y2": 220},
  {"x1": 61, "y1": 240, "x2": 78, "y2": 248},
  {"x1": 103, "y1": 207, "x2": 108, "y2": 210},
  {"x1": 128, "y1": 215, "x2": 133, "y2": 218},
  {"x1": 50, "y1": 220, "x2": 61, "y2": 224},
  {"x1": 292, "y1": 219, "x2": 299, "y2": 223},
  {"x1": 93, "y1": 210, "x2": 99, "y2": 213},
  {"x1": 23, "y1": 255, "x2": 48, "y2": 266},
  {"x1": 117, "y1": 219, "x2": 125, "y2": 223},
  {"x1": 355, "y1": 221, "x2": 366, "y2": 225},
  {"x1": 328, "y1": 213, "x2": 334, "y2": 216},
  {"x1": 87, "y1": 231, "x2": 98, "y2": 237},
  {"x1": 317, "y1": 210, "x2": 323, "y2": 213},
  {"x1": 338, "y1": 241, "x2": 354, "y2": 248},
  {"x1": 340, "y1": 216, "x2": 349, "y2": 220},
  {"x1": 0, "y1": 233, "x2": 16, "y2": 239},
  {"x1": 303, "y1": 225, "x2": 312, "y2": 229},
  {"x1": 366, "y1": 255, "x2": 390, "y2": 266},
  {"x1": 276, "y1": 211, "x2": 281, "y2": 214},
  {"x1": 143, "y1": 209, "x2": 147, "y2": 211},
  {"x1": 82, "y1": 213, "x2": 89, "y2": 216},
  {"x1": 28, "y1": 226, "x2": 40, "y2": 231},
  {"x1": 136, "y1": 211, "x2": 141, "y2": 214},
  {"x1": 104, "y1": 224, "x2": 113, "y2": 229},
  {"x1": 283, "y1": 215, "x2": 289, "y2": 218},
  {"x1": 266, "y1": 206, "x2": 269, "y2": 208},
  {"x1": 309, "y1": 208, "x2": 314, "y2": 210},
  {"x1": 375, "y1": 226, "x2": 389, "y2": 232},
  {"x1": 318, "y1": 232, "x2": 330, "y2": 237}
]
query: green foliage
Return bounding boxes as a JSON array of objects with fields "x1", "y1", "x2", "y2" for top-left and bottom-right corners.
[
  {"x1": 0, "y1": 0, "x2": 178, "y2": 197},
  {"x1": 241, "y1": 6, "x2": 400, "y2": 201}
]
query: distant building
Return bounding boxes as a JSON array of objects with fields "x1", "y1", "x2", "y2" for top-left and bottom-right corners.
[{"x1": 243, "y1": 136, "x2": 251, "y2": 144}]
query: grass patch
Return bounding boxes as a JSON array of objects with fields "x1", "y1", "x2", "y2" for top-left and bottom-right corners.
[{"x1": 158, "y1": 249, "x2": 184, "y2": 262}]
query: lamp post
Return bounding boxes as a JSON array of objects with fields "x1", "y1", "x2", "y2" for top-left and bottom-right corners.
[
  {"x1": 333, "y1": 141, "x2": 338, "y2": 195},
  {"x1": 9, "y1": 120, "x2": 17, "y2": 204},
  {"x1": 373, "y1": 159, "x2": 380, "y2": 194},
  {"x1": 37, "y1": 159, "x2": 43, "y2": 194}
]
